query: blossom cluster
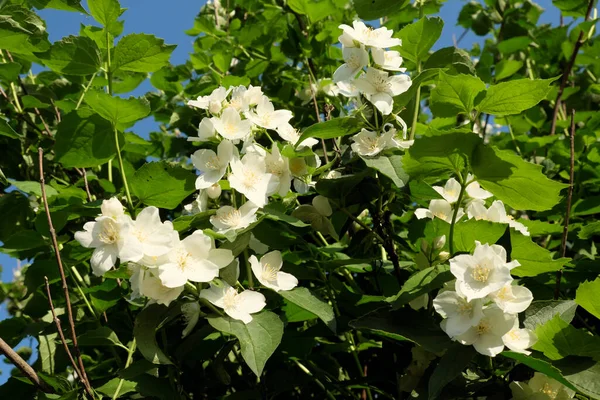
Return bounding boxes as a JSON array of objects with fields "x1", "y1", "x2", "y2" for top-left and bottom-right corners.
[
  {"x1": 415, "y1": 175, "x2": 530, "y2": 236},
  {"x1": 510, "y1": 372, "x2": 575, "y2": 400},
  {"x1": 433, "y1": 241, "x2": 536, "y2": 356}
]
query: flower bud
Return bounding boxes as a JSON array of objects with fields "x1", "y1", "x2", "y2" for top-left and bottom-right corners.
[
  {"x1": 420, "y1": 239, "x2": 430, "y2": 255},
  {"x1": 438, "y1": 251, "x2": 450, "y2": 262},
  {"x1": 433, "y1": 235, "x2": 446, "y2": 250},
  {"x1": 208, "y1": 100, "x2": 222, "y2": 115},
  {"x1": 206, "y1": 183, "x2": 222, "y2": 199}
]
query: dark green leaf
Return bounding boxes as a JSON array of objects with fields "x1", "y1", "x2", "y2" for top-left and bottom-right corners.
[
  {"x1": 354, "y1": 0, "x2": 410, "y2": 20},
  {"x1": 130, "y1": 161, "x2": 196, "y2": 209},
  {"x1": 279, "y1": 287, "x2": 336, "y2": 332},
  {"x1": 134, "y1": 303, "x2": 172, "y2": 365},
  {"x1": 429, "y1": 345, "x2": 476, "y2": 399},
  {"x1": 78, "y1": 326, "x2": 126, "y2": 349},
  {"x1": 361, "y1": 153, "x2": 408, "y2": 188},
  {"x1": 295, "y1": 118, "x2": 361, "y2": 148},
  {"x1": 575, "y1": 278, "x2": 600, "y2": 321}
]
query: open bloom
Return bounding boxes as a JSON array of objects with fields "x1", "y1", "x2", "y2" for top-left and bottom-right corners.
[
  {"x1": 351, "y1": 128, "x2": 394, "y2": 157},
  {"x1": 465, "y1": 175, "x2": 493, "y2": 200},
  {"x1": 264, "y1": 144, "x2": 292, "y2": 197},
  {"x1": 450, "y1": 242, "x2": 516, "y2": 301},
  {"x1": 188, "y1": 117, "x2": 216, "y2": 142},
  {"x1": 433, "y1": 290, "x2": 484, "y2": 337},
  {"x1": 100, "y1": 197, "x2": 125, "y2": 220},
  {"x1": 246, "y1": 95, "x2": 293, "y2": 130},
  {"x1": 333, "y1": 46, "x2": 369, "y2": 82},
  {"x1": 249, "y1": 250, "x2": 298, "y2": 292},
  {"x1": 191, "y1": 139, "x2": 235, "y2": 189},
  {"x1": 488, "y1": 282, "x2": 533, "y2": 314},
  {"x1": 454, "y1": 306, "x2": 517, "y2": 356},
  {"x1": 228, "y1": 153, "x2": 278, "y2": 207},
  {"x1": 210, "y1": 201, "x2": 259, "y2": 235},
  {"x1": 415, "y1": 199, "x2": 464, "y2": 224},
  {"x1": 433, "y1": 178, "x2": 462, "y2": 203},
  {"x1": 354, "y1": 67, "x2": 411, "y2": 115},
  {"x1": 510, "y1": 373, "x2": 575, "y2": 400},
  {"x1": 200, "y1": 281, "x2": 266, "y2": 324},
  {"x1": 338, "y1": 21, "x2": 401, "y2": 48},
  {"x1": 188, "y1": 87, "x2": 228, "y2": 115},
  {"x1": 211, "y1": 107, "x2": 253, "y2": 142},
  {"x1": 467, "y1": 200, "x2": 530, "y2": 236},
  {"x1": 372, "y1": 48, "x2": 405, "y2": 72},
  {"x1": 131, "y1": 265, "x2": 183, "y2": 306},
  {"x1": 275, "y1": 123, "x2": 318, "y2": 148},
  {"x1": 157, "y1": 231, "x2": 234, "y2": 288},
  {"x1": 120, "y1": 206, "x2": 176, "y2": 263},
  {"x1": 502, "y1": 319, "x2": 537, "y2": 355}
]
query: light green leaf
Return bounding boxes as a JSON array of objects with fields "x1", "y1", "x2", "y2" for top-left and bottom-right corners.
[
  {"x1": 553, "y1": 357, "x2": 600, "y2": 399},
  {"x1": 396, "y1": 17, "x2": 444, "y2": 64},
  {"x1": 523, "y1": 300, "x2": 577, "y2": 330},
  {"x1": 497, "y1": 36, "x2": 531, "y2": 55},
  {"x1": 394, "y1": 68, "x2": 441, "y2": 109},
  {"x1": 361, "y1": 153, "x2": 408, "y2": 188},
  {"x1": 575, "y1": 278, "x2": 600, "y2": 321},
  {"x1": 0, "y1": 62, "x2": 22, "y2": 82},
  {"x1": 279, "y1": 287, "x2": 336, "y2": 333},
  {"x1": 97, "y1": 377, "x2": 137, "y2": 398},
  {"x1": 453, "y1": 220, "x2": 506, "y2": 253},
  {"x1": 133, "y1": 303, "x2": 172, "y2": 365},
  {"x1": 84, "y1": 90, "x2": 150, "y2": 127},
  {"x1": 477, "y1": 78, "x2": 556, "y2": 116},
  {"x1": 472, "y1": 145, "x2": 568, "y2": 211},
  {"x1": 533, "y1": 314, "x2": 600, "y2": 361},
  {"x1": 27, "y1": 0, "x2": 87, "y2": 13},
  {"x1": 172, "y1": 210, "x2": 216, "y2": 232},
  {"x1": 354, "y1": 0, "x2": 410, "y2": 20},
  {"x1": 54, "y1": 108, "x2": 123, "y2": 168},
  {"x1": 553, "y1": 0, "x2": 589, "y2": 17},
  {"x1": 295, "y1": 117, "x2": 361, "y2": 148},
  {"x1": 387, "y1": 265, "x2": 452, "y2": 308},
  {"x1": 38, "y1": 333, "x2": 57, "y2": 374},
  {"x1": 0, "y1": 6, "x2": 50, "y2": 55},
  {"x1": 430, "y1": 71, "x2": 486, "y2": 116},
  {"x1": 502, "y1": 351, "x2": 575, "y2": 390},
  {"x1": 423, "y1": 47, "x2": 475, "y2": 75},
  {"x1": 428, "y1": 344, "x2": 476, "y2": 400},
  {"x1": 78, "y1": 326, "x2": 126, "y2": 349},
  {"x1": 87, "y1": 0, "x2": 124, "y2": 35},
  {"x1": 9, "y1": 179, "x2": 58, "y2": 198},
  {"x1": 113, "y1": 33, "x2": 176, "y2": 73},
  {"x1": 495, "y1": 60, "x2": 524, "y2": 81},
  {"x1": 208, "y1": 311, "x2": 284, "y2": 377},
  {"x1": 131, "y1": 161, "x2": 196, "y2": 209},
  {"x1": 578, "y1": 221, "x2": 600, "y2": 239},
  {"x1": 510, "y1": 231, "x2": 570, "y2": 277}
]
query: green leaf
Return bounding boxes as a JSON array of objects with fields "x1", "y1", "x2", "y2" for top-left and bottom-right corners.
[
  {"x1": 134, "y1": 303, "x2": 172, "y2": 365},
  {"x1": 396, "y1": 17, "x2": 444, "y2": 64},
  {"x1": 87, "y1": 0, "x2": 124, "y2": 35},
  {"x1": 354, "y1": 0, "x2": 410, "y2": 20},
  {"x1": 472, "y1": 145, "x2": 568, "y2": 211},
  {"x1": 0, "y1": 62, "x2": 22, "y2": 82},
  {"x1": 494, "y1": 60, "x2": 524, "y2": 81},
  {"x1": 84, "y1": 90, "x2": 150, "y2": 128},
  {"x1": 172, "y1": 210, "x2": 216, "y2": 232},
  {"x1": 477, "y1": 78, "x2": 556, "y2": 116},
  {"x1": 428, "y1": 345, "x2": 476, "y2": 400},
  {"x1": 279, "y1": 287, "x2": 336, "y2": 333},
  {"x1": 27, "y1": 0, "x2": 86, "y2": 12},
  {"x1": 553, "y1": 357, "x2": 600, "y2": 399},
  {"x1": 10, "y1": 179, "x2": 58, "y2": 198},
  {"x1": 37, "y1": 35, "x2": 101, "y2": 75},
  {"x1": 130, "y1": 161, "x2": 196, "y2": 209},
  {"x1": 350, "y1": 308, "x2": 453, "y2": 353},
  {"x1": 578, "y1": 221, "x2": 600, "y2": 239},
  {"x1": 208, "y1": 311, "x2": 284, "y2": 377},
  {"x1": 523, "y1": 300, "x2": 577, "y2": 330},
  {"x1": 453, "y1": 220, "x2": 506, "y2": 253},
  {"x1": 575, "y1": 278, "x2": 600, "y2": 321},
  {"x1": 510, "y1": 230, "x2": 570, "y2": 277},
  {"x1": 387, "y1": 265, "x2": 452, "y2": 308},
  {"x1": 295, "y1": 117, "x2": 361, "y2": 148},
  {"x1": 502, "y1": 351, "x2": 575, "y2": 390},
  {"x1": 38, "y1": 333, "x2": 58, "y2": 374},
  {"x1": 553, "y1": 0, "x2": 589, "y2": 17},
  {"x1": 78, "y1": 326, "x2": 126, "y2": 349},
  {"x1": 394, "y1": 68, "x2": 441, "y2": 109},
  {"x1": 430, "y1": 71, "x2": 486, "y2": 116},
  {"x1": 0, "y1": 118, "x2": 19, "y2": 139},
  {"x1": 113, "y1": 33, "x2": 176, "y2": 73},
  {"x1": 0, "y1": 6, "x2": 50, "y2": 55},
  {"x1": 497, "y1": 36, "x2": 531, "y2": 55},
  {"x1": 54, "y1": 108, "x2": 123, "y2": 168},
  {"x1": 424, "y1": 46, "x2": 475, "y2": 75},
  {"x1": 533, "y1": 314, "x2": 600, "y2": 361},
  {"x1": 361, "y1": 153, "x2": 408, "y2": 188},
  {"x1": 97, "y1": 377, "x2": 137, "y2": 398}
]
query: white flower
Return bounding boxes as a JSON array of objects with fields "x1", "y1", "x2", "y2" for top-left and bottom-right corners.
[
  {"x1": 249, "y1": 233, "x2": 269, "y2": 254},
  {"x1": 467, "y1": 200, "x2": 530, "y2": 236},
  {"x1": 120, "y1": 206, "x2": 176, "y2": 263},
  {"x1": 228, "y1": 153, "x2": 278, "y2": 207},
  {"x1": 200, "y1": 281, "x2": 266, "y2": 324},
  {"x1": 157, "y1": 231, "x2": 234, "y2": 288},
  {"x1": 228, "y1": 86, "x2": 251, "y2": 113},
  {"x1": 385, "y1": 124, "x2": 413, "y2": 150},
  {"x1": 465, "y1": 175, "x2": 492, "y2": 200},
  {"x1": 206, "y1": 183, "x2": 222, "y2": 199},
  {"x1": 354, "y1": 67, "x2": 411, "y2": 115},
  {"x1": 75, "y1": 215, "x2": 135, "y2": 276},
  {"x1": 249, "y1": 250, "x2": 298, "y2": 292},
  {"x1": 188, "y1": 117, "x2": 216, "y2": 142},
  {"x1": 130, "y1": 265, "x2": 183, "y2": 306},
  {"x1": 433, "y1": 178, "x2": 462, "y2": 203},
  {"x1": 243, "y1": 85, "x2": 264, "y2": 106},
  {"x1": 338, "y1": 21, "x2": 401, "y2": 48},
  {"x1": 210, "y1": 201, "x2": 259, "y2": 235},
  {"x1": 510, "y1": 373, "x2": 575, "y2": 400},
  {"x1": 350, "y1": 128, "x2": 393, "y2": 157},
  {"x1": 188, "y1": 87, "x2": 229, "y2": 114},
  {"x1": 502, "y1": 319, "x2": 537, "y2": 355},
  {"x1": 449, "y1": 241, "x2": 516, "y2": 301},
  {"x1": 100, "y1": 197, "x2": 125, "y2": 220},
  {"x1": 333, "y1": 46, "x2": 369, "y2": 82},
  {"x1": 434, "y1": 290, "x2": 484, "y2": 337},
  {"x1": 275, "y1": 123, "x2": 318, "y2": 148},
  {"x1": 264, "y1": 143, "x2": 292, "y2": 196},
  {"x1": 414, "y1": 199, "x2": 464, "y2": 224},
  {"x1": 454, "y1": 306, "x2": 517, "y2": 356},
  {"x1": 191, "y1": 139, "x2": 235, "y2": 189},
  {"x1": 336, "y1": 80, "x2": 361, "y2": 98},
  {"x1": 246, "y1": 95, "x2": 293, "y2": 130},
  {"x1": 183, "y1": 191, "x2": 208, "y2": 215},
  {"x1": 371, "y1": 48, "x2": 405, "y2": 72},
  {"x1": 211, "y1": 107, "x2": 253, "y2": 142},
  {"x1": 488, "y1": 282, "x2": 533, "y2": 314}
]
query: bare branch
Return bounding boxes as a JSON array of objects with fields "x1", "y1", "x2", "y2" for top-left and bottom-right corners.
[{"x1": 0, "y1": 336, "x2": 54, "y2": 393}]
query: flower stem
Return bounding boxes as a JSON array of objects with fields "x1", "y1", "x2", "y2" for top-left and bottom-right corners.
[
  {"x1": 112, "y1": 338, "x2": 136, "y2": 400},
  {"x1": 114, "y1": 125, "x2": 134, "y2": 212},
  {"x1": 243, "y1": 249, "x2": 254, "y2": 289},
  {"x1": 448, "y1": 179, "x2": 467, "y2": 256}
]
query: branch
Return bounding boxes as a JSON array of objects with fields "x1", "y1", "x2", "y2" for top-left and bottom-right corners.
[
  {"x1": 75, "y1": 168, "x2": 93, "y2": 202},
  {"x1": 38, "y1": 148, "x2": 93, "y2": 396},
  {"x1": 549, "y1": 0, "x2": 595, "y2": 136},
  {"x1": 554, "y1": 110, "x2": 576, "y2": 300},
  {"x1": 0, "y1": 337, "x2": 54, "y2": 393}
]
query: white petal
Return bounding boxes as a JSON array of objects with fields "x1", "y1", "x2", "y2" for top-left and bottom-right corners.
[
  {"x1": 200, "y1": 285, "x2": 227, "y2": 308},
  {"x1": 208, "y1": 248, "x2": 234, "y2": 269},
  {"x1": 157, "y1": 264, "x2": 188, "y2": 288},
  {"x1": 236, "y1": 290, "x2": 266, "y2": 314},
  {"x1": 90, "y1": 247, "x2": 117, "y2": 276},
  {"x1": 369, "y1": 92, "x2": 394, "y2": 115},
  {"x1": 473, "y1": 333, "x2": 505, "y2": 357},
  {"x1": 276, "y1": 272, "x2": 298, "y2": 291}
]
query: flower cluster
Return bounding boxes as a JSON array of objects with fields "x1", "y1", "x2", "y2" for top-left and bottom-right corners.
[
  {"x1": 510, "y1": 373, "x2": 575, "y2": 400},
  {"x1": 433, "y1": 241, "x2": 536, "y2": 356},
  {"x1": 415, "y1": 175, "x2": 530, "y2": 236}
]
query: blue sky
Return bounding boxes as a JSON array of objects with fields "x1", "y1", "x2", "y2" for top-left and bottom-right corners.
[{"x1": 0, "y1": 0, "x2": 561, "y2": 384}]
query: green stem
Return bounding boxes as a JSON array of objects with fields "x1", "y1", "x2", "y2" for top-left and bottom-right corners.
[
  {"x1": 75, "y1": 74, "x2": 96, "y2": 110},
  {"x1": 448, "y1": 180, "x2": 467, "y2": 256},
  {"x1": 114, "y1": 125, "x2": 134, "y2": 212},
  {"x1": 507, "y1": 123, "x2": 522, "y2": 156},
  {"x1": 346, "y1": 332, "x2": 373, "y2": 400},
  {"x1": 294, "y1": 360, "x2": 337, "y2": 400},
  {"x1": 200, "y1": 297, "x2": 224, "y2": 317},
  {"x1": 331, "y1": 202, "x2": 385, "y2": 244},
  {"x1": 409, "y1": 70, "x2": 421, "y2": 140},
  {"x1": 112, "y1": 338, "x2": 136, "y2": 400},
  {"x1": 243, "y1": 248, "x2": 253, "y2": 289}
]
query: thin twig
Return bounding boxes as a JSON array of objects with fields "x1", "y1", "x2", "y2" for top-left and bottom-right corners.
[
  {"x1": 549, "y1": 0, "x2": 595, "y2": 136},
  {"x1": 38, "y1": 148, "x2": 93, "y2": 396},
  {"x1": 0, "y1": 336, "x2": 54, "y2": 393},
  {"x1": 554, "y1": 110, "x2": 576, "y2": 300},
  {"x1": 44, "y1": 276, "x2": 83, "y2": 380},
  {"x1": 75, "y1": 168, "x2": 93, "y2": 202}
]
